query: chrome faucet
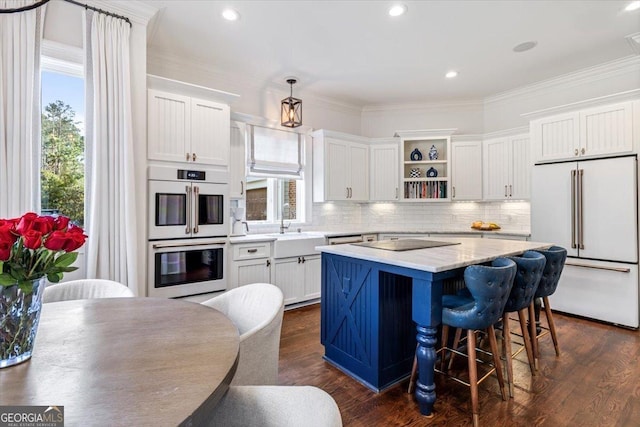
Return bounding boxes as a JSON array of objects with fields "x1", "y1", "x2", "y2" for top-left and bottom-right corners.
[{"x1": 280, "y1": 202, "x2": 291, "y2": 234}]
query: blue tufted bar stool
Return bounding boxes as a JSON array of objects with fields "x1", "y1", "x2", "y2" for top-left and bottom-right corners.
[
  {"x1": 438, "y1": 257, "x2": 516, "y2": 427},
  {"x1": 502, "y1": 251, "x2": 546, "y2": 397},
  {"x1": 530, "y1": 246, "x2": 567, "y2": 368}
]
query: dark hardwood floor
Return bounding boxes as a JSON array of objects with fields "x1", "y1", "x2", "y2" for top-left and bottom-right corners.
[{"x1": 278, "y1": 304, "x2": 640, "y2": 427}]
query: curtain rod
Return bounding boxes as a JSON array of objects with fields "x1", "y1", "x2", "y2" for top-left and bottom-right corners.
[{"x1": 0, "y1": 0, "x2": 132, "y2": 27}]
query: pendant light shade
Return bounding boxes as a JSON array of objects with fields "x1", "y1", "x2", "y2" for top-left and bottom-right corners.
[{"x1": 281, "y1": 78, "x2": 302, "y2": 128}]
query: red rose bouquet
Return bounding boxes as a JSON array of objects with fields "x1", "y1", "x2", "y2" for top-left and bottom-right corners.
[{"x1": 0, "y1": 212, "x2": 87, "y2": 293}]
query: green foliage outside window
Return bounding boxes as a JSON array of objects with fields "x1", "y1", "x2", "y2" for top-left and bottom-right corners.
[{"x1": 41, "y1": 100, "x2": 85, "y2": 227}]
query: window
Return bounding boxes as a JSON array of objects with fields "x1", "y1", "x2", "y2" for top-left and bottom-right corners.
[
  {"x1": 40, "y1": 42, "x2": 85, "y2": 227},
  {"x1": 245, "y1": 124, "x2": 308, "y2": 224}
]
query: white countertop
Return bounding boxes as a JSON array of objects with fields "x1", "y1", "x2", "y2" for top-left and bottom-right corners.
[{"x1": 316, "y1": 237, "x2": 551, "y2": 273}]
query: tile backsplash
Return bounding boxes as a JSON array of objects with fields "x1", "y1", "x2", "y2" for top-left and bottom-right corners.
[{"x1": 309, "y1": 201, "x2": 530, "y2": 233}]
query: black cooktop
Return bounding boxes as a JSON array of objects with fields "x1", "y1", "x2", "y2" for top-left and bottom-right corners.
[{"x1": 353, "y1": 239, "x2": 460, "y2": 251}]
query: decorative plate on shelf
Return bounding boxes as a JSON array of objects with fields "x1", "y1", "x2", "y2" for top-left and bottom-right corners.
[
  {"x1": 426, "y1": 167, "x2": 438, "y2": 177},
  {"x1": 410, "y1": 148, "x2": 422, "y2": 161}
]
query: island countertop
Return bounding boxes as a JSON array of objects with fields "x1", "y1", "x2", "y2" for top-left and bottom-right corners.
[{"x1": 316, "y1": 237, "x2": 551, "y2": 273}]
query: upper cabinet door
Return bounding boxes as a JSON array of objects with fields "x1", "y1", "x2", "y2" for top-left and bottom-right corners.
[
  {"x1": 190, "y1": 98, "x2": 230, "y2": 167},
  {"x1": 348, "y1": 142, "x2": 369, "y2": 201},
  {"x1": 325, "y1": 138, "x2": 349, "y2": 201},
  {"x1": 148, "y1": 90, "x2": 191, "y2": 163},
  {"x1": 451, "y1": 141, "x2": 482, "y2": 201},
  {"x1": 531, "y1": 111, "x2": 580, "y2": 163},
  {"x1": 370, "y1": 144, "x2": 399, "y2": 201},
  {"x1": 579, "y1": 102, "x2": 633, "y2": 159},
  {"x1": 229, "y1": 123, "x2": 246, "y2": 198},
  {"x1": 509, "y1": 134, "x2": 531, "y2": 200},
  {"x1": 482, "y1": 138, "x2": 509, "y2": 200}
]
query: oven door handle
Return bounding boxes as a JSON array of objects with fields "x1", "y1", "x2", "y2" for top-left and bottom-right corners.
[
  {"x1": 185, "y1": 185, "x2": 192, "y2": 235},
  {"x1": 193, "y1": 185, "x2": 200, "y2": 234},
  {"x1": 152, "y1": 240, "x2": 227, "y2": 249}
]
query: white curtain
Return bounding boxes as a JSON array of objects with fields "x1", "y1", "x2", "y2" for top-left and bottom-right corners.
[
  {"x1": 0, "y1": 0, "x2": 45, "y2": 218},
  {"x1": 84, "y1": 10, "x2": 137, "y2": 291}
]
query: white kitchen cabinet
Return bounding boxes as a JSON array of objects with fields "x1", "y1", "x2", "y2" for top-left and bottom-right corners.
[
  {"x1": 229, "y1": 122, "x2": 246, "y2": 198},
  {"x1": 451, "y1": 140, "x2": 482, "y2": 201},
  {"x1": 530, "y1": 101, "x2": 634, "y2": 163},
  {"x1": 273, "y1": 254, "x2": 320, "y2": 305},
  {"x1": 396, "y1": 129, "x2": 455, "y2": 201},
  {"x1": 229, "y1": 242, "x2": 271, "y2": 288},
  {"x1": 148, "y1": 89, "x2": 230, "y2": 167},
  {"x1": 313, "y1": 130, "x2": 369, "y2": 202},
  {"x1": 370, "y1": 141, "x2": 399, "y2": 201},
  {"x1": 483, "y1": 134, "x2": 530, "y2": 200}
]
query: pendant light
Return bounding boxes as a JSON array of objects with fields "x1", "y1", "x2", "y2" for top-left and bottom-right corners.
[{"x1": 281, "y1": 78, "x2": 302, "y2": 128}]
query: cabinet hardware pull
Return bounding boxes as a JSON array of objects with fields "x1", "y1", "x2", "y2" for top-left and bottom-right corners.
[
  {"x1": 153, "y1": 240, "x2": 226, "y2": 249},
  {"x1": 186, "y1": 152, "x2": 190, "y2": 161},
  {"x1": 452, "y1": 186, "x2": 455, "y2": 198},
  {"x1": 581, "y1": 148, "x2": 585, "y2": 155},
  {"x1": 266, "y1": 259, "x2": 271, "y2": 267},
  {"x1": 240, "y1": 181, "x2": 244, "y2": 196},
  {"x1": 578, "y1": 169, "x2": 584, "y2": 249},
  {"x1": 504, "y1": 185, "x2": 508, "y2": 197},
  {"x1": 346, "y1": 187, "x2": 349, "y2": 198},
  {"x1": 564, "y1": 261, "x2": 630, "y2": 273},
  {"x1": 509, "y1": 184, "x2": 512, "y2": 197},
  {"x1": 247, "y1": 248, "x2": 258, "y2": 253},
  {"x1": 298, "y1": 257, "x2": 302, "y2": 264},
  {"x1": 185, "y1": 185, "x2": 192, "y2": 234},
  {"x1": 193, "y1": 186, "x2": 200, "y2": 234},
  {"x1": 571, "y1": 169, "x2": 577, "y2": 249},
  {"x1": 302, "y1": 256, "x2": 306, "y2": 263},
  {"x1": 395, "y1": 187, "x2": 398, "y2": 199},
  {"x1": 574, "y1": 148, "x2": 579, "y2": 156},
  {"x1": 192, "y1": 152, "x2": 197, "y2": 161}
]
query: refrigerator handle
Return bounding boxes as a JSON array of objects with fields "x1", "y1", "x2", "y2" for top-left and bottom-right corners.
[
  {"x1": 578, "y1": 169, "x2": 585, "y2": 250},
  {"x1": 571, "y1": 170, "x2": 577, "y2": 249}
]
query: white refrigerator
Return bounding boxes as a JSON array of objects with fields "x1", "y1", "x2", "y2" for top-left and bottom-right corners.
[{"x1": 531, "y1": 156, "x2": 639, "y2": 328}]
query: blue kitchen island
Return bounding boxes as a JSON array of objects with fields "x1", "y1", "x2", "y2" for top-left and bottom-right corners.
[{"x1": 317, "y1": 237, "x2": 551, "y2": 417}]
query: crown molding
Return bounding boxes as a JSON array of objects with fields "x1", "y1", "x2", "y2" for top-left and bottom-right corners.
[
  {"x1": 451, "y1": 134, "x2": 484, "y2": 142},
  {"x1": 626, "y1": 33, "x2": 640, "y2": 55},
  {"x1": 482, "y1": 126, "x2": 529, "y2": 139},
  {"x1": 521, "y1": 89, "x2": 640, "y2": 120},
  {"x1": 311, "y1": 129, "x2": 372, "y2": 144},
  {"x1": 485, "y1": 55, "x2": 640, "y2": 105},
  {"x1": 147, "y1": 74, "x2": 240, "y2": 104},
  {"x1": 394, "y1": 129, "x2": 458, "y2": 139},
  {"x1": 231, "y1": 112, "x2": 314, "y2": 135},
  {"x1": 88, "y1": 0, "x2": 158, "y2": 25}
]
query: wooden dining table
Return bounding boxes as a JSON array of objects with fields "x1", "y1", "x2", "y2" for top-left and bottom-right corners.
[{"x1": 0, "y1": 297, "x2": 240, "y2": 427}]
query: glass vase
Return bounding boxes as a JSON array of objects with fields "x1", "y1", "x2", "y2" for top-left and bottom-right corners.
[{"x1": 0, "y1": 278, "x2": 46, "y2": 368}]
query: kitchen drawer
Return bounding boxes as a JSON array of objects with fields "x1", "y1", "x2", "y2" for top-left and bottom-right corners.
[{"x1": 233, "y1": 242, "x2": 271, "y2": 261}]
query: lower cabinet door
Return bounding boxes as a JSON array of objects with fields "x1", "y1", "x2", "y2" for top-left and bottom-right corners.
[
  {"x1": 303, "y1": 255, "x2": 321, "y2": 300},
  {"x1": 235, "y1": 259, "x2": 271, "y2": 288},
  {"x1": 273, "y1": 257, "x2": 305, "y2": 305}
]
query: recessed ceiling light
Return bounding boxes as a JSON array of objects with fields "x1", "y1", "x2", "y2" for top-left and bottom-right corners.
[
  {"x1": 388, "y1": 4, "x2": 407, "y2": 17},
  {"x1": 513, "y1": 41, "x2": 537, "y2": 53},
  {"x1": 625, "y1": 1, "x2": 640, "y2": 11},
  {"x1": 445, "y1": 71, "x2": 458, "y2": 79},
  {"x1": 222, "y1": 8, "x2": 240, "y2": 21}
]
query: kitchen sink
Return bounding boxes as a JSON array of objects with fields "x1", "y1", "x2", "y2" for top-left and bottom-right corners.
[{"x1": 265, "y1": 232, "x2": 326, "y2": 258}]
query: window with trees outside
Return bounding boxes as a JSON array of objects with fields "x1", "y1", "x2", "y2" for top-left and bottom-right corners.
[{"x1": 40, "y1": 71, "x2": 85, "y2": 227}]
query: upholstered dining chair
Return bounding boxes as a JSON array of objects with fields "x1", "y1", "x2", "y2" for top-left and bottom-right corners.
[
  {"x1": 43, "y1": 279, "x2": 134, "y2": 303},
  {"x1": 201, "y1": 283, "x2": 285, "y2": 386},
  {"x1": 208, "y1": 385, "x2": 342, "y2": 427},
  {"x1": 531, "y1": 246, "x2": 567, "y2": 367},
  {"x1": 502, "y1": 251, "x2": 546, "y2": 396},
  {"x1": 436, "y1": 258, "x2": 516, "y2": 427}
]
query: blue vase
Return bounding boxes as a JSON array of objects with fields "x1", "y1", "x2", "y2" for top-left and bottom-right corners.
[
  {"x1": 426, "y1": 167, "x2": 438, "y2": 177},
  {"x1": 428, "y1": 145, "x2": 438, "y2": 160},
  {"x1": 410, "y1": 148, "x2": 422, "y2": 161}
]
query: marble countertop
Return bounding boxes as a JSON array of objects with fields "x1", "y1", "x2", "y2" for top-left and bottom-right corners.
[
  {"x1": 316, "y1": 237, "x2": 550, "y2": 273},
  {"x1": 229, "y1": 229, "x2": 530, "y2": 244}
]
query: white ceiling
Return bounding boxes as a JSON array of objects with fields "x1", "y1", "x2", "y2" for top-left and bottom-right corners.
[{"x1": 144, "y1": 0, "x2": 640, "y2": 107}]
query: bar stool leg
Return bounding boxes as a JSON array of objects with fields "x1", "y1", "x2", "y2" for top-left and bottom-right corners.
[
  {"x1": 467, "y1": 330, "x2": 480, "y2": 427},
  {"x1": 543, "y1": 296, "x2": 560, "y2": 356},
  {"x1": 440, "y1": 324, "x2": 450, "y2": 371},
  {"x1": 487, "y1": 325, "x2": 508, "y2": 401},
  {"x1": 407, "y1": 345, "x2": 418, "y2": 394},
  {"x1": 448, "y1": 327, "x2": 463, "y2": 371},
  {"x1": 517, "y1": 308, "x2": 536, "y2": 375},
  {"x1": 528, "y1": 302, "x2": 539, "y2": 370},
  {"x1": 501, "y1": 314, "x2": 514, "y2": 398}
]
